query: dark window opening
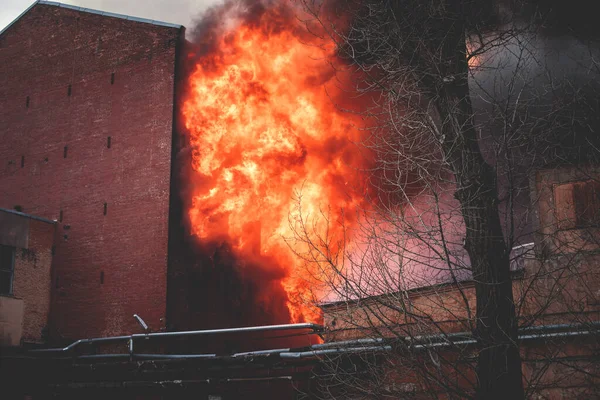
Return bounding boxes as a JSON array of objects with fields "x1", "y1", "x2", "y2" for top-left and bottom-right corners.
[
  {"x1": 574, "y1": 180, "x2": 600, "y2": 228},
  {"x1": 67, "y1": 84, "x2": 72, "y2": 96},
  {"x1": 59, "y1": 210, "x2": 63, "y2": 222},
  {"x1": 107, "y1": 136, "x2": 111, "y2": 149},
  {"x1": 100, "y1": 271, "x2": 104, "y2": 284},
  {"x1": 554, "y1": 180, "x2": 600, "y2": 229},
  {"x1": 63, "y1": 146, "x2": 68, "y2": 158},
  {"x1": 14, "y1": 205, "x2": 23, "y2": 212},
  {"x1": 103, "y1": 202, "x2": 107, "y2": 216},
  {"x1": 0, "y1": 245, "x2": 15, "y2": 295},
  {"x1": 21, "y1": 155, "x2": 24, "y2": 168},
  {"x1": 26, "y1": 96, "x2": 30, "y2": 108},
  {"x1": 111, "y1": 73, "x2": 115, "y2": 85}
]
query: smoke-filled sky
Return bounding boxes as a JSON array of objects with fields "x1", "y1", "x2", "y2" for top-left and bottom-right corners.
[{"x1": 0, "y1": 0, "x2": 222, "y2": 33}]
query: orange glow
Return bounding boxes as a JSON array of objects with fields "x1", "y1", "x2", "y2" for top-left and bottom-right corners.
[{"x1": 182, "y1": 4, "x2": 369, "y2": 324}]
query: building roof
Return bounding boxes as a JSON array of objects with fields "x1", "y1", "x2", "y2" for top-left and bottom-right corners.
[
  {"x1": 0, "y1": 207, "x2": 56, "y2": 224},
  {"x1": 0, "y1": 0, "x2": 183, "y2": 37}
]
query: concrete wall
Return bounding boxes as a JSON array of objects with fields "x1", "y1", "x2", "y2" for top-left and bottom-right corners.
[{"x1": 0, "y1": 3, "x2": 183, "y2": 341}]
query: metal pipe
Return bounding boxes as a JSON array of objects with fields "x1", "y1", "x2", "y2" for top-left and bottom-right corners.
[
  {"x1": 30, "y1": 323, "x2": 323, "y2": 354},
  {"x1": 128, "y1": 338, "x2": 134, "y2": 360},
  {"x1": 280, "y1": 345, "x2": 392, "y2": 359},
  {"x1": 30, "y1": 321, "x2": 596, "y2": 358},
  {"x1": 412, "y1": 339, "x2": 476, "y2": 349},
  {"x1": 404, "y1": 321, "x2": 599, "y2": 345},
  {"x1": 311, "y1": 338, "x2": 384, "y2": 349},
  {"x1": 75, "y1": 353, "x2": 217, "y2": 360},
  {"x1": 411, "y1": 329, "x2": 596, "y2": 350},
  {"x1": 232, "y1": 348, "x2": 291, "y2": 357},
  {"x1": 134, "y1": 353, "x2": 217, "y2": 359},
  {"x1": 519, "y1": 330, "x2": 592, "y2": 341},
  {"x1": 129, "y1": 323, "x2": 323, "y2": 339},
  {"x1": 66, "y1": 329, "x2": 597, "y2": 361},
  {"x1": 226, "y1": 376, "x2": 293, "y2": 382},
  {"x1": 133, "y1": 314, "x2": 149, "y2": 331},
  {"x1": 519, "y1": 321, "x2": 600, "y2": 333}
]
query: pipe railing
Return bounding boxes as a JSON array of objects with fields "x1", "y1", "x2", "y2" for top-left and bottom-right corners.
[
  {"x1": 30, "y1": 322, "x2": 325, "y2": 359},
  {"x1": 28, "y1": 320, "x2": 598, "y2": 361}
]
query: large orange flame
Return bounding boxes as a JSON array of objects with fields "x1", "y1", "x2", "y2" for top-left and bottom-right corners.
[{"x1": 182, "y1": 3, "x2": 368, "y2": 324}]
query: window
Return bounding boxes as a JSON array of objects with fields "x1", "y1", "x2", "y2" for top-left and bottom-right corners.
[
  {"x1": 554, "y1": 180, "x2": 600, "y2": 229},
  {"x1": 0, "y1": 245, "x2": 15, "y2": 295}
]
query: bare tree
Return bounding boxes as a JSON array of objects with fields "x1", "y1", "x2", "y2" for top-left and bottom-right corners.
[{"x1": 287, "y1": 1, "x2": 600, "y2": 399}]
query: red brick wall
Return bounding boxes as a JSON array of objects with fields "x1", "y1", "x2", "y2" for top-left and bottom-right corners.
[{"x1": 0, "y1": 4, "x2": 183, "y2": 341}]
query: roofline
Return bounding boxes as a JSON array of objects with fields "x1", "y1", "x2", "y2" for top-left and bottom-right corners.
[
  {"x1": 319, "y1": 280, "x2": 476, "y2": 309},
  {"x1": 0, "y1": 1, "x2": 38, "y2": 37},
  {"x1": 0, "y1": 207, "x2": 57, "y2": 224},
  {"x1": 1, "y1": 0, "x2": 183, "y2": 38}
]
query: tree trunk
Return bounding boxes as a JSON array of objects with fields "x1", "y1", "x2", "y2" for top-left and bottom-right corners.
[{"x1": 434, "y1": 5, "x2": 525, "y2": 398}]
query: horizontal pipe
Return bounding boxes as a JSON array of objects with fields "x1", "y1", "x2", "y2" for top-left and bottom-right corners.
[
  {"x1": 281, "y1": 345, "x2": 392, "y2": 359},
  {"x1": 76, "y1": 353, "x2": 217, "y2": 360},
  {"x1": 135, "y1": 353, "x2": 217, "y2": 359},
  {"x1": 405, "y1": 332, "x2": 471, "y2": 343},
  {"x1": 405, "y1": 321, "x2": 600, "y2": 345},
  {"x1": 133, "y1": 323, "x2": 323, "y2": 339},
  {"x1": 519, "y1": 330, "x2": 592, "y2": 341},
  {"x1": 226, "y1": 376, "x2": 293, "y2": 382},
  {"x1": 30, "y1": 321, "x2": 597, "y2": 359},
  {"x1": 412, "y1": 339, "x2": 476, "y2": 349},
  {"x1": 232, "y1": 348, "x2": 291, "y2": 357},
  {"x1": 65, "y1": 330, "x2": 598, "y2": 361},
  {"x1": 311, "y1": 338, "x2": 384, "y2": 349},
  {"x1": 519, "y1": 321, "x2": 600, "y2": 333},
  {"x1": 31, "y1": 323, "x2": 323, "y2": 354},
  {"x1": 411, "y1": 329, "x2": 596, "y2": 350}
]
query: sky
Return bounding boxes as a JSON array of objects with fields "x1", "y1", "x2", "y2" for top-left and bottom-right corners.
[{"x1": 0, "y1": 0, "x2": 222, "y2": 32}]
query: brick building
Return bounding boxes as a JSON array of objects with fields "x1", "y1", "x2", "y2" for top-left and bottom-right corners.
[
  {"x1": 0, "y1": 208, "x2": 55, "y2": 347},
  {"x1": 0, "y1": 1, "x2": 184, "y2": 341},
  {"x1": 320, "y1": 165, "x2": 600, "y2": 398}
]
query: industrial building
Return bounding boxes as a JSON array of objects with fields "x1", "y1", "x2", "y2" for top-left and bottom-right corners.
[
  {"x1": 1, "y1": 1, "x2": 599, "y2": 399},
  {"x1": 0, "y1": 0, "x2": 183, "y2": 342}
]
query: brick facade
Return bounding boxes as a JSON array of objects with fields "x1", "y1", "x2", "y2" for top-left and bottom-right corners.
[
  {"x1": 320, "y1": 166, "x2": 600, "y2": 398},
  {"x1": 0, "y1": 3, "x2": 183, "y2": 341}
]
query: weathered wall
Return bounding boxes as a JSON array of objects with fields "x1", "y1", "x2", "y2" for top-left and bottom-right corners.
[
  {"x1": 0, "y1": 3, "x2": 183, "y2": 341},
  {"x1": 0, "y1": 296, "x2": 24, "y2": 347},
  {"x1": 0, "y1": 209, "x2": 55, "y2": 345},
  {"x1": 320, "y1": 166, "x2": 600, "y2": 398},
  {"x1": 13, "y1": 217, "x2": 56, "y2": 343}
]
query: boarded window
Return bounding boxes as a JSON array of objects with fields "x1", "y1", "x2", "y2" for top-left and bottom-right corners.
[
  {"x1": 554, "y1": 180, "x2": 600, "y2": 229},
  {"x1": 0, "y1": 245, "x2": 15, "y2": 295}
]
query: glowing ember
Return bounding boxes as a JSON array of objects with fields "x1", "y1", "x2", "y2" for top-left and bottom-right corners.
[{"x1": 182, "y1": 3, "x2": 368, "y2": 324}]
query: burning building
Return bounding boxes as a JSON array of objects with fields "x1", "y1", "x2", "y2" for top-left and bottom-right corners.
[
  {"x1": 1, "y1": 0, "x2": 600, "y2": 399},
  {"x1": 0, "y1": 0, "x2": 370, "y2": 344}
]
